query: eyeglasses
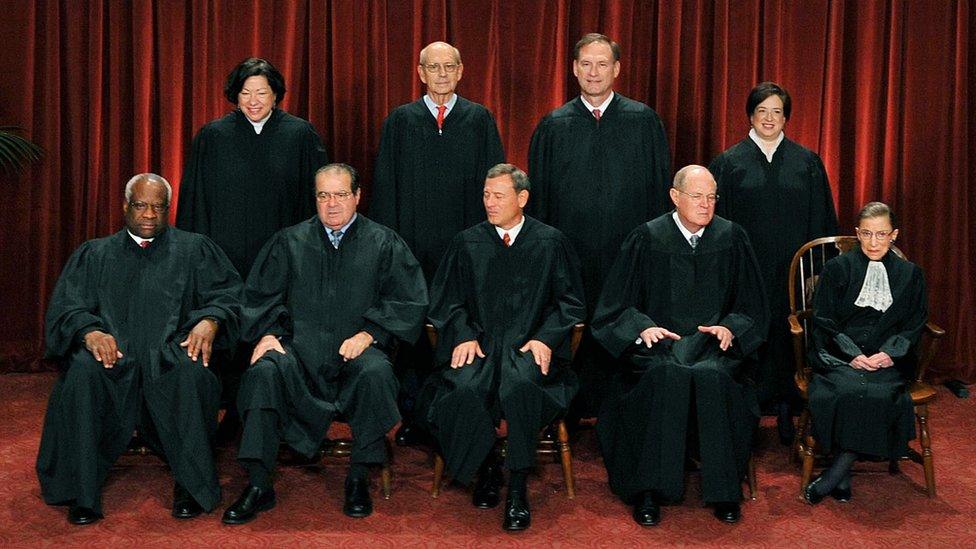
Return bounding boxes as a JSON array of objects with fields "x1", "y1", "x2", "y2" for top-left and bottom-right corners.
[
  {"x1": 128, "y1": 201, "x2": 168, "y2": 213},
  {"x1": 675, "y1": 189, "x2": 719, "y2": 204},
  {"x1": 421, "y1": 63, "x2": 460, "y2": 74},
  {"x1": 316, "y1": 191, "x2": 354, "y2": 202},
  {"x1": 855, "y1": 228, "x2": 894, "y2": 241}
]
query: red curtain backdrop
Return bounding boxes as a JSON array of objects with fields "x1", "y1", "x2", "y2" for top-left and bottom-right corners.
[{"x1": 0, "y1": 0, "x2": 973, "y2": 380}]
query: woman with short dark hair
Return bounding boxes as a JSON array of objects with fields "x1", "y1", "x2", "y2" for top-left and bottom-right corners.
[{"x1": 804, "y1": 202, "x2": 927, "y2": 504}]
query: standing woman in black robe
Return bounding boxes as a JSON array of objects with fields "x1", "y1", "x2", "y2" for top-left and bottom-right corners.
[
  {"x1": 708, "y1": 82, "x2": 838, "y2": 442},
  {"x1": 176, "y1": 58, "x2": 329, "y2": 437},
  {"x1": 803, "y1": 202, "x2": 927, "y2": 504}
]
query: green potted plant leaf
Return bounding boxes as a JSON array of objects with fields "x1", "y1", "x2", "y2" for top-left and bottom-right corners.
[{"x1": 0, "y1": 126, "x2": 43, "y2": 175}]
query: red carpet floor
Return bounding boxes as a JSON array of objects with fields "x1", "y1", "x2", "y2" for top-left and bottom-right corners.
[{"x1": 2, "y1": 372, "x2": 974, "y2": 548}]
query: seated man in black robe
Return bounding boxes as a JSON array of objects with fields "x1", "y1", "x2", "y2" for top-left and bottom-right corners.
[
  {"x1": 37, "y1": 173, "x2": 243, "y2": 526},
  {"x1": 370, "y1": 41, "x2": 505, "y2": 446},
  {"x1": 592, "y1": 165, "x2": 769, "y2": 526},
  {"x1": 422, "y1": 163, "x2": 585, "y2": 531},
  {"x1": 222, "y1": 163, "x2": 428, "y2": 524}
]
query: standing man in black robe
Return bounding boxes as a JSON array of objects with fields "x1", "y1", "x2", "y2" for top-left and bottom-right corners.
[
  {"x1": 370, "y1": 41, "x2": 505, "y2": 445},
  {"x1": 423, "y1": 163, "x2": 585, "y2": 531},
  {"x1": 593, "y1": 165, "x2": 768, "y2": 526},
  {"x1": 176, "y1": 58, "x2": 329, "y2": 440},
  {"x1": 222, "y1": 164, "x2": 428, "y2": 524},
  {"x1": 37, "y1": 173, "x2": 243, "y2": 525},
  {"x1": 709, "y1": 82, "x2": 838, "y2": 443},
  {"x1": 528, "y1": 33, "x2": 672, "y2": 417}
]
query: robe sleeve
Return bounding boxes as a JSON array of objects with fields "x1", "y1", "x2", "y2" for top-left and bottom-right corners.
[
  {"x1": 428, "y1": 236, "x2": 482, "y2": 363},
  {"x1": 368, "y1": 113, "x2": 399, "y2": 229},
  {"x1": 526, "y1": 117, "x2": 552, "y2": 224},
  {"x1": 175, "y1": 127, "x2": 210, "y2": 233},
  {"x1": 806, "y1": 154, "x2": 839, "y2": 238},
  {"x1": 718, "y1": 228, "x2": 770, "y2": 357},
  {"x1": 43, "y1": 242, "x2": 107, "y2": 359},
  {"x1": 591, "y1": 230, "x2": 657, "y2": 358},
  {"x1": 528, "y1": 234, "x2": 586, "y2": 359},
  {"x1": 878, "y1": 264, "x2": 927, "y2": 360},
  {"x1": 360, "y1": 234, "x2": 429, "y2": 348},
  {"x1": 184, "y1": 236, "x2": 244, "y2": 350},
  {"x1": 809, "y1": 258, "x2": 862, "y2": 369},
  {"x1": 708, "y1": 152, "x2": 731, "y2": 219},
  {"x1": 646, "y1": 112, "x2": 673, "y2": 218},
  {"x1": 299, "y1": 122, "x2": 329, "y2": 221},
  {"x1": 241, "y1": 232, "x2": 293, "y2": 343},
  {"x1": 465, "y1": 111, "x2": 506, "y2": 226}
]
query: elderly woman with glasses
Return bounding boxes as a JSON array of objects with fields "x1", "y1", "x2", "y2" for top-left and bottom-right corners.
[
  {"x1": 709, "y1": 82, "x2": 839, "y2": 445},
  {"x1": 803, "y1": 202, "x2": 928, "y2": 504}
]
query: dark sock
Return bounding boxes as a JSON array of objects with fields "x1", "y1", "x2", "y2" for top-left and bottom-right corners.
[
  {"x1": 348, "y1": 463, "x2": 370, "y2": 481},
  {"x1": 244, "y1": 460, "x2": 272, "y2": 490},
  {"x1": 814, "y1": 451, "x2": 857, "y2": 496},
  {"x1": 836, "y1": 471, "x2": 852, "y2": 491},
  {"x1": 508, "y1": 469, "x2": 528, "y2": 493}
]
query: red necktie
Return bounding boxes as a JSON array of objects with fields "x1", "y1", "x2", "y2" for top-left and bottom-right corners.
[
  {"x1": 502, "y1": 232, "x2": 511, "y2": 247},
  {"x1": 593, "y1": 108, "x2": 601, "y2": 121},
  {"x1": 436, "y1": 105, "x2": 447, "y2": 133},
  {"x1": 139, "y1": 240, "x2": 150, "y2": 248}
]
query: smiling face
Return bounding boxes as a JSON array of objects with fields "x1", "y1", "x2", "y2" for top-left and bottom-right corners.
[
  {"x1": 856, "y1": 215, "x2": 899, "y2": 261},
  {"x1": 670, "y1": 168, "x2": 717, "y2": 233},
  {"x1": 123, "y1": 179, "x2": 169, "y2": 239},
  {"x1": 573, "y1": 41, "x2": 620, "y2": 106},
  {"x1": 237, "y1": 75, "x2": 276, "y2": 122},
  {"x1": 483, "y1": 174, "x2": 528, "y2": 230},
  {"x1": 750, "y1": 94, "x2": 786, "y2": 141}
]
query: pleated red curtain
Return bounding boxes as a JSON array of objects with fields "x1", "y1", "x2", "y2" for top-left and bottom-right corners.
[{"x1": 0, "y1": 0, "x2": 972, "y2": 380}]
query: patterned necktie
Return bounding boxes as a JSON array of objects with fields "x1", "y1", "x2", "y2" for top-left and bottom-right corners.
[
  {"x1": 593, "y1": 108, "x2": 601, "y2": 121},
  {"x1": 689, "y1": 234, "x2": 700, "y2": 249},
  {"x1": 139, "y1": 240, "x2": 150, "y2": 249},
  {"x1": 502, "y1": 232, "x2": 511, "y2": 247},
  {"x1": 436, "y1": 105, "x2": 447, "y2": 133},
  {"x1": 331, "y1": 230, "x2": 343, "y2": 249}
]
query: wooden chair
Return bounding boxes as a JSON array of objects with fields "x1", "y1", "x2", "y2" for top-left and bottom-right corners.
[
  {"x1": 787, "y1": 236, "x2": 944, "y2": 498},
  {"x1": 427, "y1": 323, "x2": 585, "y2": 499}
]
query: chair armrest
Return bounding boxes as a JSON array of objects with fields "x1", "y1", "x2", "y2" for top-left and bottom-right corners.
[
  {"x1": 925, "y1": 321, "x2": 945, "y2": 339},
  {"x1": 788, "y1": 314, "x2": 804, "y2": 337}
]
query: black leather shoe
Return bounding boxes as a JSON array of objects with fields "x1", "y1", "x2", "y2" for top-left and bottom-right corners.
[
  {"x1": 472, "y1": 462, "x2": 503, "y2": 508},
  {"x1": 502, "y1": 490, "x2": 530, "y2": 531},
  {"x1": 172, "y1": 482, "x2": 204, "y2": 519},
  {"x1": 222, "y1": 485, "x2": 276, "y2": 525},
  {"x1": 632, "y1": 492, "x2": 660, "y2": 526},
  {"x1": 830, "y1": 484, "x2": 852, "y2": 502},
  {"x1": 343, "y1": 476, "x2": 373, "y2": 518},
  {"x1": 68, "y1": 506, "x2": 101, "y2": 525},
  {"x1": 395, "y1": 423, "x2": 420, "y2": 447},
  {"x1": 803, "y1": 474, "x2": 827, "y2": 505},
  {"x1": 713, "y1": 502, "x2": 741, "y2": 524}
]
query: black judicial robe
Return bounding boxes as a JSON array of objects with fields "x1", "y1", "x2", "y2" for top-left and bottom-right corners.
[
  {"x1": 592, "y1": 214, "x2": 769, "y2": 504},
  {"x1": 238, "y1": 215, "x2": 428, "y2": 461},
  {"x1": 369, "y1": 96, "x2": 505, "y2": 281},
  {"x1": 422, "y1": 217, "x2": 586, "y2": 484},
  {"x1": 527, "y1": 94, "x2": 671, "y2": 313},
  {"x1": 709, "y1": 136, "x2": 838, "y2": 404},
  {"x1": 807, "y1": 249, "x2": 926, "y2": 459},
  {"x1": 36, "y1": 228, "x2": 243, "y2": 514},
  {"x1": 176, "y1": 108, "x2": 328, "y2": 279}
]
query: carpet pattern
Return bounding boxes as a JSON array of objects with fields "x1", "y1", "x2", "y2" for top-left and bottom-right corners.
[{"x1": 1, "y1": 373, "x2": 974, "y2": 547}]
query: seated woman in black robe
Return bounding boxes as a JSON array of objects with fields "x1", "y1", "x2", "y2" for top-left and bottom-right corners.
[{"x1": 804, "y1": 202, "x2": 927, "y2": 504}]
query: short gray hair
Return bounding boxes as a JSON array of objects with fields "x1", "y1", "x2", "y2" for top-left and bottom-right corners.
[
  {"x1": 124, "y1": 173, "x2": 172, "y2": 203},
  {"x1": 486, "y1": 163, "x2": 530, "y2": 192},
  {"x1": 419, "y1": 41, "x2": 461, "y2": 65},
  {"x1": 672, "y1": 165, "x2": 713, "y2": 191},
  {"x1": 857, "y1": 201, "x2": 897, "y2": 228}
]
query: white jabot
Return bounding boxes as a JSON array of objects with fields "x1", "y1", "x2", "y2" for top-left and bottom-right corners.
[
  {"x1": 494, "y1": 215, "x2": 526, "y2": 245},
  {"x1": 854, "y1": 260, "x2": 893, "y2": 312},
  {"x1": 748, "y1": 128, "x2": 785, "y2": 163},
  {"x1": 248, "y1": 111, "x2": 273, "y2": 134}
]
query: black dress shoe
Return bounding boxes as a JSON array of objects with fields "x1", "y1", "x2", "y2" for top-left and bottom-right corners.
[
  {"x1": 803, "y1": 474, "x2": 827, "y2": 505},
  {"x1": 713, "y1": 502, "x2": 741, "y2": 524},
  {"x1": 472, "y1": 462, "x2": 503, "y2": 508},
  {"x1": 632, "y1": 492, "x2": 661, "y2": 526},
  {"x1": 222, "y1": 485, "x2": 276, "y2": 525},
  {"x1": 68, "y1": 505, "x2": 102, "y2": 525},
  {"x1": 502, "y1": 490, "x2": 531, "y2": 531},
  {"x1": 830, "y1": 484, "x2": 852, "y2": 502},
  {"x1": 343, "y1": 476, "x2": 373, "y2": 518},
  {"x1": 395, "y1": 423, "x2": 420, "y2": 447},
  {"x1": 172, "y1": 482, "x2": 204, "y2": 519}
]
